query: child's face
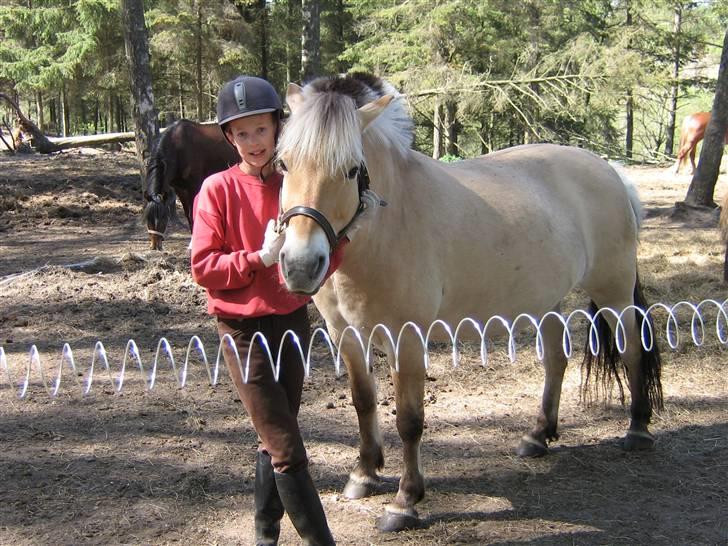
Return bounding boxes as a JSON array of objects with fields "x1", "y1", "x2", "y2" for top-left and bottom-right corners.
[{"x1": 226, "y1": 112, "x2": 277, "y2": 175}]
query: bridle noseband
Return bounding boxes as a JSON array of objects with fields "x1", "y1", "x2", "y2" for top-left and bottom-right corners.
[{"x1": 278, "y1": 164, "x2": 371, "y2": 251}]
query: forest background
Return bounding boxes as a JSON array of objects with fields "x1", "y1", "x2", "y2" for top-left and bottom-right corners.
[{"x1": 1, "y1": 0, "x2": 727, "y2": 164}]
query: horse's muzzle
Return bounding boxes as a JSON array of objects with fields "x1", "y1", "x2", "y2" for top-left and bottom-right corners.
[
  {"x1": 280, "y1": 247, "x2": 329, "y2": 295},
  {"x1": 148, "y1": 229, "x2": 165, "y2": 251}
]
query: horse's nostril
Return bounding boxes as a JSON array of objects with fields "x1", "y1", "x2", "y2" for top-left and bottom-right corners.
[
  {"x1": 280, "y1": 252, "x2": 288, "y2": 276},
  {"x1": 314, "y1": 255, "x2": 326, "y2": 279}
]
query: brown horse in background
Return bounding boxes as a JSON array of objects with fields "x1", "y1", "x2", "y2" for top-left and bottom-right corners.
[
  {"x1": 143, "y1": 120, "x2": 238, "y2": 250},
  {"x1": 673, "y1": 112, "x2": 728, "y2": 174}
]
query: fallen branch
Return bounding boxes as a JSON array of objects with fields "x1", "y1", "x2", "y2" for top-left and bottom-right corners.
[{"x1": 0, "y1": 92, "x2": 59, "y2": 153}]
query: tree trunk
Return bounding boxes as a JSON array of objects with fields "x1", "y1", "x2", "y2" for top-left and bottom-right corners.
[
  {"x1": 301, "y1": 0, "x2": 321, "y2": 81},
  {"x1": 195, "y1": 2, "x2": 203, "y2": 121},
  {"x1": 81, "y1": 100, "x2": 87, "y2": 134},
  {"x1": 625, "y1": 4, "x2": 633, "y2": 160},
  {"x1": 35, "y1": 91, "x2": 44, "y2": 132},
  {"x1": 684, "y1": 28, "x2": 728, "y2": 207},
  {"x1": 60, "y1": 84, "x2": 68, "y2": 137},
  {"x1": 121, "y1": 0, "x2": 160, "y2": 186},
  {"x1": 625, "y1": 91, "x2": 634, "y2": 160},
  {"x1": 178, "y1": 68, "x2": 185, "y2": 119},
  {"x1": 115, "y1": 94, "x2": 124, "y2": 132},
  {"x1": 432, "y1": 100, "x2": 442, "y2": 159},
  {"x1": 333, "y1": 0, "x2": 347, "y2": 73},
  {"x1": 444, "y1": 100, "x2": 457, "y2": 156},
  {"x1": 286, "y1": 0, "x2": 301, "y2": 83},
  {"x1": 665, "y1": 6, "x2": 682, "y2": 156},
  {"x1": 259, "y1": 0, "x2": 269, "y2": 79},
  {"x1": 49, "y1": 97, "x2": 57, "y2": 134}
]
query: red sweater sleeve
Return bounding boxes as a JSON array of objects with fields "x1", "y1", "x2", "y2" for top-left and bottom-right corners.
[{"x1": 191, "y1": 208, "x2": 267, "y2": 290}]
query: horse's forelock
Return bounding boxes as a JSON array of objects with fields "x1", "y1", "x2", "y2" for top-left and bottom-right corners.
[
  {"x1": 279, "y1": 73, "x2": 413, "y2": 174},
  {"x1": 279, "y1": 90, "x2": 364, "y2": 175}
]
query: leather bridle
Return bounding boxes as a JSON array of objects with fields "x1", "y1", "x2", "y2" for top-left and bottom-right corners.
[{"x1": 278, "y1": 164, "x2": 371, "y2": 251}]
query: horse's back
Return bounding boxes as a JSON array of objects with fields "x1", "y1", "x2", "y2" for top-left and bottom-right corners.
[
  {"x1": 420, "y1": 144, "x2": 639, "y2": 321},
  {"x1": 446, "y1": 144, "x2": 633, "y2": 219}
]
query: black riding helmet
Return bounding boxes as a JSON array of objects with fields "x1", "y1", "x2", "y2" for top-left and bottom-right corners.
[
  {"x1": 216, "y1": 75, "x2": 283, "y2": 128},
  {"x1": 217, "y1": 75, "x2": 283, "y2": 180}
]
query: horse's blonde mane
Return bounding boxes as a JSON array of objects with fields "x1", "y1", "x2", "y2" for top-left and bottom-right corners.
[{"x1": 278, "y1": 74, "x2": 413, "y2": 175}]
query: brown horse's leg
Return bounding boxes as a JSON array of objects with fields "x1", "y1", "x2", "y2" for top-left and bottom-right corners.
[
  {"x1": 674, "y1": 138, "x2": 688, "y2": 174},
  {"x1": 689, "y1": 144, "x2": 698, "y2": 174},
  {"x1": 376, "y1": 342, "x2": 426, "y2": 532},
  {"x1": 517, "y1": 309, "x2": 568, "y2": 457},
  {"x1": 338, "y1": 336, "x2": 385, "y2": 500}
]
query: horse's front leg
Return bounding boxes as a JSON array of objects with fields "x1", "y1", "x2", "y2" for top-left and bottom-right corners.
[
  {"x1": 518, "y1": 310, "x2": 568, "y2": 457},
  {"x1": 337, "y1": 334, "x2": 385, "y2": 500},
  {"x1": 376, "y1": 342, "x2": 426, "y2": 532}
]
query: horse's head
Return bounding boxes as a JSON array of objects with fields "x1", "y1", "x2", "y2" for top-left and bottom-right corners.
[
  {"x1": 142, "y1": 157, "x2": 174, "y2": 250},
  {"x1": 276, "y1": 79, "x2": 393, "y2": 295}
]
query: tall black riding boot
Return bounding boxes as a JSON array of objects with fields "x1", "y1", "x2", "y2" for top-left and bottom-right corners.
[
  {"x1": 274, "y1": 467, "x2": 335, "y2": 546},
  {"x1": 255, "y1": 451, "x2": 285, "y2": 546}
]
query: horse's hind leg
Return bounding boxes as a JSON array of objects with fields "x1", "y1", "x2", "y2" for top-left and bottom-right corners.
[
  {"x1": 518, "y1": 308, "x2": 569, "y2": 457},
  {"x1": 376, "y1": 341, "x2": 426, "y2": 532},
  {"x1": 337, "y1": 335, "x2": 385, "y2": 500},
  {"x1": 588, "y1": 288, "x2": 661, "y2": 451},
  {"x1": 689, "y1": 144, "x2": 698, "y2": 174}
]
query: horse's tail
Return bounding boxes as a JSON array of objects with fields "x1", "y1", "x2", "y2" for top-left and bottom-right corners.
[
  {"x1": 581, "y1": 276, "x2": 663, "y2": 412},
  {"x1": 674, "y1": 117, "x2": 690, "y2": 173},
  {"x1": 609, "y1": 162, "x2": 642, "y2": 230}
]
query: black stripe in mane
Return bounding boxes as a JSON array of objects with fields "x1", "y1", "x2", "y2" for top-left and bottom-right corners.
[{"x1": 308, "y1": 72, "x2": 386, "y2": 108}]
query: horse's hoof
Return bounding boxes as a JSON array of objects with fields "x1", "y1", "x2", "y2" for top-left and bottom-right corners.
[
  {"x1": 516, "y1": 434, "x2": 548, "y2": 457},
  {"x1": 343, "y1": 475, "x2": 379, "y2": 499},
  {"x1": 376, "y1": 506, "x2": 421, "y2": 532},
  {"x1": 623, "y1": 430, "x2": 655, "y2": 451}
]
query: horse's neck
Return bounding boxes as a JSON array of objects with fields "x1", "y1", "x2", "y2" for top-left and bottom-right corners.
[{"x1": 365, "y1": 149, "x2": 402, "y2": 200}]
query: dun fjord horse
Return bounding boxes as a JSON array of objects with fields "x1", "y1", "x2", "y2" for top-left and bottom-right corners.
[
  {"x1": 143, "y1": 120, "x2": 238, "y2": 250},
  {"x1": 275, "y1": 73, "x2": 663, "y2": 531},
  {"x1": 674, "y1": 111, "x2": 728, "y2": 174}
]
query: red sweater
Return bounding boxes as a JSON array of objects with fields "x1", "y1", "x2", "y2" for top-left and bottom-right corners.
[{"x1": 191, "y1": 165, "x2": 345, "y2": 318}]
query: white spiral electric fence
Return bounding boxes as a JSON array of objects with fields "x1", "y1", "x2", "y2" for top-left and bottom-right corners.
[{"x1": 2, "y1": 299, "x2": 726, "y2": 400}]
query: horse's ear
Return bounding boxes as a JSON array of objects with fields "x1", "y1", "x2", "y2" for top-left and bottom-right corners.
[
  {"x1": 286, "y1": 83, "x2": 305, "y2": 114},
  {"x1": 359, "y1": 95, "x2": 393, "y2": 130}
]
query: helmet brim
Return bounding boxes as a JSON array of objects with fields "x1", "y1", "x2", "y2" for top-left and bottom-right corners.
[{"x1": 218, "y1": 108, "x2": 278, "y2": 127}]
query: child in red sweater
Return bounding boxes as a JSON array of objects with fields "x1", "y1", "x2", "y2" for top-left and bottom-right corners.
[{"x1": 191, "y1": 75, "x2": 344, "y2": 545}]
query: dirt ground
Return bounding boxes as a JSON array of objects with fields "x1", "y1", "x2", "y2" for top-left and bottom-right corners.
[{"x1": 1, "y1": 149, "x2": 727, "y2": 546}]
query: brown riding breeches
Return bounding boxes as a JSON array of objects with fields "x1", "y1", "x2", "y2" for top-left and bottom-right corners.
[{"x1": 217, "y1": 306, "x2": 310, "y2": 474}]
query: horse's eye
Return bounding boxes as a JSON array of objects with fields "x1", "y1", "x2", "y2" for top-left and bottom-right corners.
[
  {"x1": 347, "y1": 166, "x2": 359, "y2": 180},
  {"x1": 277, "y1": 160, "x2": 288, "y2": 173}
]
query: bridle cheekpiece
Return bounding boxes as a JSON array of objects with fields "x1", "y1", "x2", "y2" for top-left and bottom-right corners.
[{"x1": 277, "y1": 163, "x2": 372, "y2": 251}]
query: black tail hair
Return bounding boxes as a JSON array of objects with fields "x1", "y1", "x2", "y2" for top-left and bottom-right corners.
[{"x1": 581, "y1": 274, "x2": 663, "y2": 411}]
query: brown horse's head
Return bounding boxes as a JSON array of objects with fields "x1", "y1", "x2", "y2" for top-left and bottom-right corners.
[
  {"x1": 143, "y1": 154, "x2": 175, "y2": 251},
  {"x1": 276, "y1": 76, "x2": 395, "y2": 294}
]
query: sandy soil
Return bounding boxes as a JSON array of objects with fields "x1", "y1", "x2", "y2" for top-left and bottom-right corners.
[{"x1": 1, "y1": 149, "x2": 727, "y2": 545}]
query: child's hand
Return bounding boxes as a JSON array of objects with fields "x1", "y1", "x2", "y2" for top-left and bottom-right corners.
[
  {"x1": 259, "y1": 219, "x2": 285, "y2": 266},
  {"x1": 344, "y1": 189, "x2": 384, "y2": 241}
]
